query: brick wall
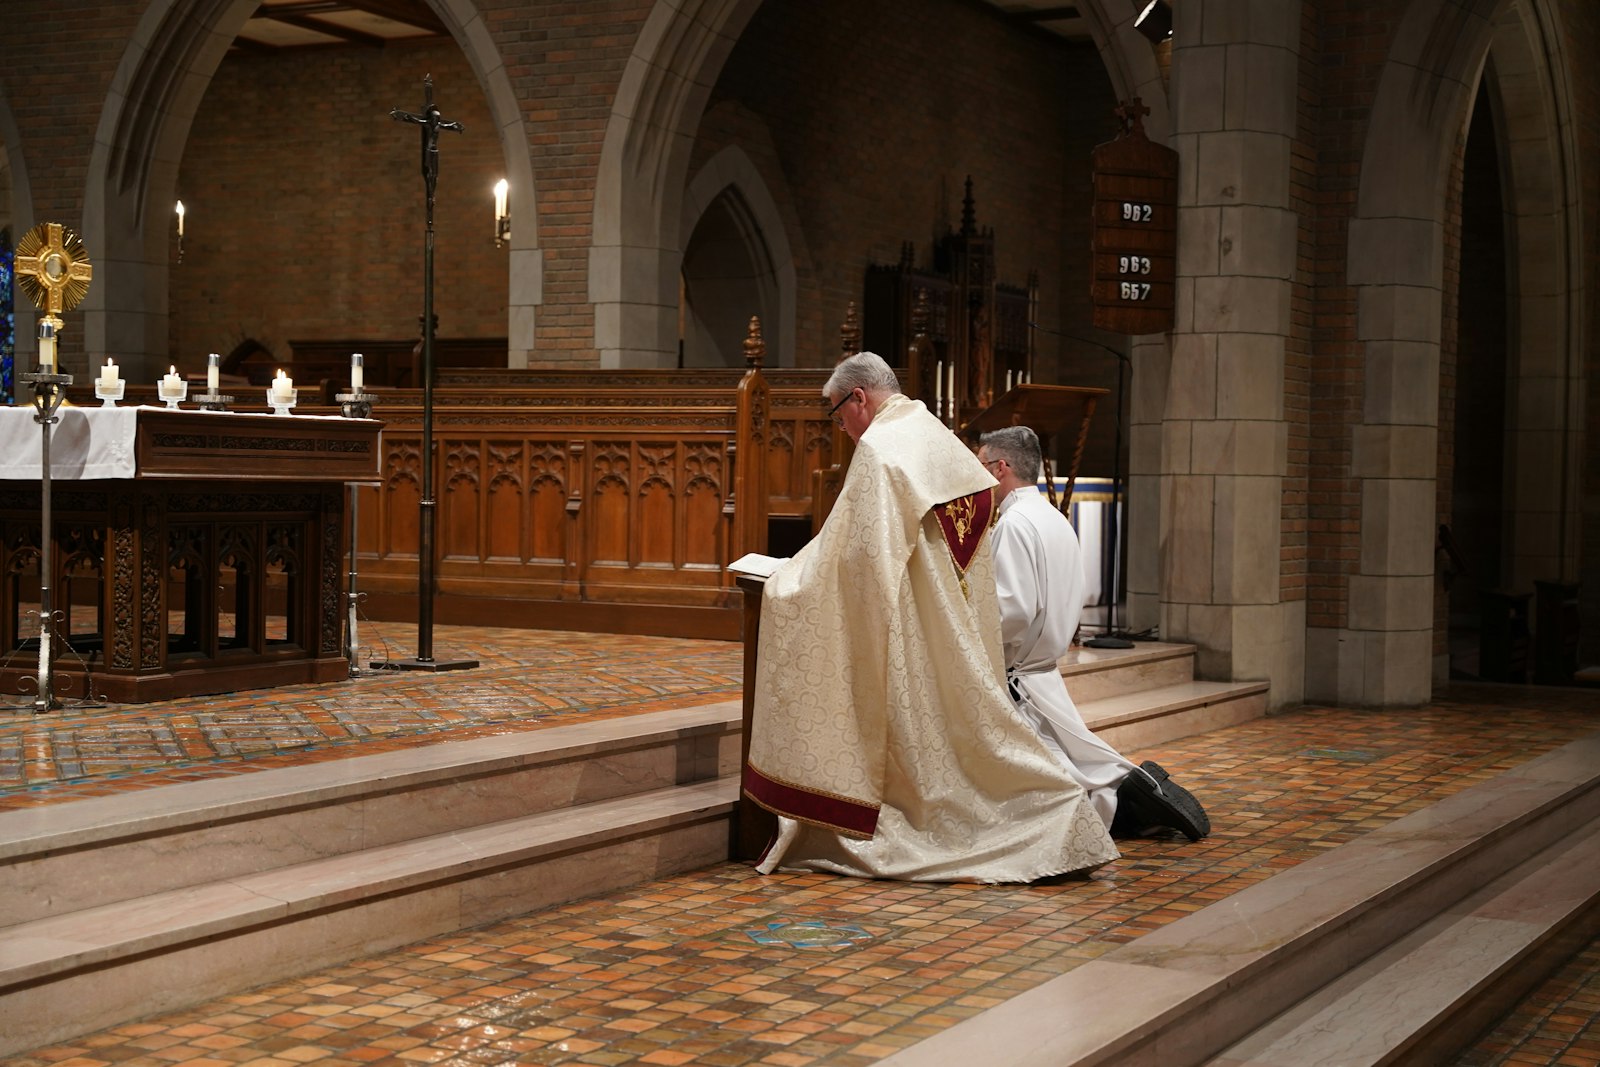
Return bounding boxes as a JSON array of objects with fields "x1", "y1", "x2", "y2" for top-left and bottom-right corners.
[
  {"x1": 1436, "y1": 126, "x2": 1465, "y2": 663},
  {"x1": 476, "y1": 0, "x2": 651, "y2": 364},
  {"x1": 696, "y1": 0, "x2": 1122, "y2": 472},
  {"x1": 1567, "y1": 0, "x2": 1600, "y2": 664},
  {"x1": 172, "y1": 40, "x2": 503, "y2": 367},
  {"x1": 0, "y1": 0, "x2": 153, "y2": 368},
  {"x1": 1283, "y1": 3, "x2": 1319, "y2": 606},
  {"x1": 1305, "y1": 1, "x2": 1400, "y2": 634}
]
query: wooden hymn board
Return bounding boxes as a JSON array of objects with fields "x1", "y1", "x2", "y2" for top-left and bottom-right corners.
[{"x1": 1090, "y1": 98, "x2": 1178, "y2": 336}]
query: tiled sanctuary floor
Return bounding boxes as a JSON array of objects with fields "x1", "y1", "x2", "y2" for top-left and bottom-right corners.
[
  {"x1": 0, "y1": 621, "x2": 744, "y2": 808},
  {"x1": 2, "y1": 642, "x2": 1596, "y2": 1066}
]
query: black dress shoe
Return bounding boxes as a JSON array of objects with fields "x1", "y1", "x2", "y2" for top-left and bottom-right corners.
[{"x1": 1111, "y1": 760, "x2": 1210, "y2": 841}]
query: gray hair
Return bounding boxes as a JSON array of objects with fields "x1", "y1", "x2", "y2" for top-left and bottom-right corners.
[
  {"x1": 978, "y1": 425, "x2": 1042, "y2": 483},
  {"x1": 823, "y1": 351, "x2": 901, "y2": 401}
]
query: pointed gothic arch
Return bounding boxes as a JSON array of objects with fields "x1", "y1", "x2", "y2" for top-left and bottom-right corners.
[
  {"x1": 678, "y1": 145, "x2": 803, "y2": 368},
  {"x1": 1328, "y1": 0, "x2": 1581, "y2": 705},
  {"x1": 593, "y1": 0, "x2": 1167, "y2": 369},
  {"x1": 77, "y1": 0, "x2": 537, "y2": 377}
]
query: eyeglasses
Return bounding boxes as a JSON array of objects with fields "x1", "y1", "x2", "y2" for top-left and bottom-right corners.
[
  {"x1": 826, "y1": 390, "x2": 858, "y2": 427},
  {"x1": 981, "y1": 457, "x2": 1006, "y2": 474}
]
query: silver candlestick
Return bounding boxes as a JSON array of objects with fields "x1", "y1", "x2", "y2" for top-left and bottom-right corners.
[
  {"x1": 337, "y1": 391, "x2": 375, "y2": 676},
  {"x1": 18, "y1": 367, "x2": 72, "y2": 713}
]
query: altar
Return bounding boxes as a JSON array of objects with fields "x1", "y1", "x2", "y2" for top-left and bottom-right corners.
[{"x1": 1, "y1": 406, "x2": 381, "y2": 703}]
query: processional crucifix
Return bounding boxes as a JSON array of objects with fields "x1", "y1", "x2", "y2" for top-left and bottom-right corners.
[{"x1": 372, "y1": 75, "x2": 476, "y2": 672}]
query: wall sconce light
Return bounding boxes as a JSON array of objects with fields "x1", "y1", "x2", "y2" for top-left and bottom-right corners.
[
  {"x1": 1135, "y1": 0, "x2": 1173, "y2": 42},
  {"x1": 175, "y1": 199, "x2": 186, "y2": 263},
  {"x1": 493, "y1": 179, "x2": 510, "y2": 248}
]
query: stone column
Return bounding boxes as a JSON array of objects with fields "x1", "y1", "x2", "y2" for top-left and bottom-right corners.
[{"x1": 1161, "y1": 0, "x2": 1303, "y2": 707}]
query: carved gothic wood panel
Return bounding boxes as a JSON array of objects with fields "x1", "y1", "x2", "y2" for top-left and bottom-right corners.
[
  {"x1": 485, "y1": 441, "x2": 525, "y2": 562},
  {"x1": 684, "y1": 442, "x2": 724, "y2": 568},
  {"x1": 590, "y1": 443, "x2": 631, "y2": 565},
  {"x1": 383, "y1": 437, "x2": 422, "y2": 559},
  {"x1": 528, "y1": 442, "x2": 566, "y2": 564},
  {"x1": 442, "y1": 439, "x2": 482, "y2": 563},
  {"x1": 636, "y1": 443, "x2": 676, "y2": 567}
]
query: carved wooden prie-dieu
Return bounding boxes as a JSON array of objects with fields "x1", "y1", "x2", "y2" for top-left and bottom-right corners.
[{"x1": 359, "y1": 364, "x2": 833, "y2": 639}]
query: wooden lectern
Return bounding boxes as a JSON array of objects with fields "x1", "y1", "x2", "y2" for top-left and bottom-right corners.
[{"x1": 958, "y1": 383, "x2": 1109, "y2": 504}]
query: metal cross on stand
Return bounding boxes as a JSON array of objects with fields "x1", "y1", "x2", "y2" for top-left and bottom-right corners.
[{"x1": 371, "y1": 75, "x2": 477, "y2": 674}]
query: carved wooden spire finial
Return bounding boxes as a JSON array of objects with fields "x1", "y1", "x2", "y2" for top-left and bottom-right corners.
[
  {"x1": 1114, "y1": 96, "x2": 1151, "y2": 137},
  {"x1": 839, "y1": 301, "x2": 862, "y2": 359},
  {"x1": 911, "y1": 287, "x2": 930, "y2": 339},
  {"x1": 743, "y1": 315, "x2": 765, "y2": 368}
]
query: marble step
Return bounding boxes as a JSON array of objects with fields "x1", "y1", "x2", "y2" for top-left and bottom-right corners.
[
  {"x1": 1079, "y1": 678, "x2": 1270, "y2": 752},
  {"x1": 1060, "y1": 641, "x2": 1200, "y2": 704},
  {"x1": 0, "y1": 700, "x2": 742, "y2": 926},
  {"x1": 875, "y1": 732, "x2": 1600, "y2": 1067},
  {"x1": 0, "y1": 776, "x2": 740, "y2": 1059},
  {"x1": 1206, "y1": 819, "x2": 1600, "y2": 1066}
]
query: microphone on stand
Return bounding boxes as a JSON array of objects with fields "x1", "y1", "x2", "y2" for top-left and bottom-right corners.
[{"x1": 1027, "y1": 322, "x2": 1135, "y2": 648}]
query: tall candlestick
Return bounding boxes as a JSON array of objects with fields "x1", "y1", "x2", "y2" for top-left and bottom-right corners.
[
  {"x1": 207, "y1": 352, "x2": 219, "y2": 393},
  {"x1": 351, "y1": 352, "x2": 364, "y2": 393},
  {"x1": 493, "y1": 179, "x2": 510, "y2": 247}
]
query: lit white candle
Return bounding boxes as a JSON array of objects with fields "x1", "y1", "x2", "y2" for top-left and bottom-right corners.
[
  {"x1": 351, "y1": 352, "x2": 364, "y2": 393},
  {"x1": 270, "y1": 369, "x2": 294, "y2": 403},
  {"x1": 207, "y1": 352, "x2": 219, "y2": 393},
  {"x1": 101, "y1": 359, "x2": 118, "y2": 386},
  {"x1": 176, "y1": 200, "x2": 185, "y2": 237},
  {"x1": 494, "y1": 179, "x2": 508, "y2": 223},
  {"x1": 159, "y1": 365, "x2": 184, "y2": 399}
]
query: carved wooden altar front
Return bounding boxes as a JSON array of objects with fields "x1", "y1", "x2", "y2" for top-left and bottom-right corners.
[{"x1": 0, "y1": 411, "x2": 380, "y2": 703}]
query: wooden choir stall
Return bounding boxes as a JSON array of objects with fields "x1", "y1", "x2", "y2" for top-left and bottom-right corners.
[{"x1": 1, "y1": 406, "x2": 380, "y2": 703}]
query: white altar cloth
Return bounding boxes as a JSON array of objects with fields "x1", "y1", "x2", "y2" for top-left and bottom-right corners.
[
  {"x1": 0, "y1": 406, "x2": 360, "y2": 480},
  {"x1": 0, "y1": 405, "x2": 141, "y2": 479}
]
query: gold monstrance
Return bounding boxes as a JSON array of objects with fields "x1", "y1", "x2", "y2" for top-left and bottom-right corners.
[{"x1": 15, "y1": 222, "x2": 94, "y2": 373}]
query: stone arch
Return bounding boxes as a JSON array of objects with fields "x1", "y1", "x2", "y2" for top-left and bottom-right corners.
[
  {"x1": 593, "y1": 0, "x2": 1166, "y2": 369},
  {"x1": 590, "y1": 0, "x2": 764, "y2": 368},
  {"x1": 679, "y1": 144, "x2": 803, "y2": 368},
  {"x1": 78, "y1": 0, "x2": 536, "y2": 378},
  {"x1": 1476, "y1": 2, "x2": 1583, "y2": 599},
  {"x1": 1066, "y1": 0, "x2": 1174, "y2": 648},
  {"x1": 1073, "y1": 0, "x2": 1175, "y2": 141},
  {"x1": 1331, "y1": 0, "x2": 1579, "y2": 705}
]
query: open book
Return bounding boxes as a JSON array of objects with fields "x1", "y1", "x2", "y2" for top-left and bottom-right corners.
[{"x1": 728, "y1": 552, "x2": 787, "y2": 578}]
